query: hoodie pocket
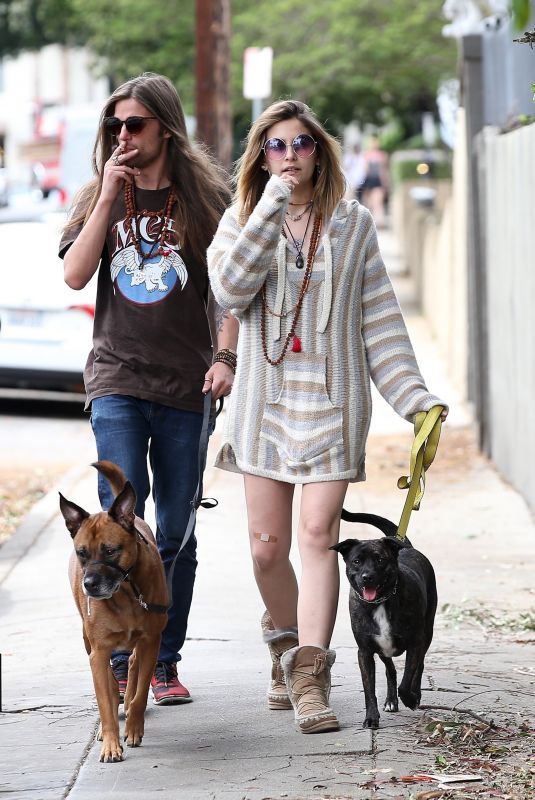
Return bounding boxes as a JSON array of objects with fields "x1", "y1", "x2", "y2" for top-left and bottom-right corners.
[{"x1": 260, "y1": 353, "x2": 343, "y2": 468}]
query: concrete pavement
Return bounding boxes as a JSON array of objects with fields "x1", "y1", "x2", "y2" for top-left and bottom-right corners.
[{"x1": 1, "y1": 231, "x2": 534, "y2": 799}]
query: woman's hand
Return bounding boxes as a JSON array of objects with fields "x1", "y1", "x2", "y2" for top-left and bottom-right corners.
[
  {"x1": 100, "y1": 143, "x2": 140, "y2": 204},
  {"x1": 202, "y1": 362, "x2": 234, "y2": 399},
  {"x1": 278, "y1": 172, "x2": 300, "y2": 192}
]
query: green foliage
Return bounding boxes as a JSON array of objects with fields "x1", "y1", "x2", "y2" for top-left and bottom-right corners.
[
  {"x1": 512, "y1": 0, "x2": 532, "y2": 32},
  {"x1": 69, "y1": 0, "x2": 196, "y2": 113},
  {"x1": 232, "y1": 0, "x2": 456, "y2": 136},
  {"x1": 391, "y1": 157, "x2": 451, "y2": 183},
  {"x1": 0, "y1": 0, "x2": 82, "y2": 55},
  {"x1": 2, "y1": 0, "x2": 457, "y2": 142},
  {"x1": 1, "y1": 0, "x2": 196, "y2": 113},
  {"x1": 377, "y1": 118, "x2": 406, "y2": 153}
]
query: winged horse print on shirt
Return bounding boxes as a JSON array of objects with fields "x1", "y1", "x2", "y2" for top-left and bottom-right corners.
[
  {"x1": 109, "y1": 213, "x2": 188, "y2": 304},
  {"x1": 111, "y1": 244, "x2": 188, "y2": 293}
]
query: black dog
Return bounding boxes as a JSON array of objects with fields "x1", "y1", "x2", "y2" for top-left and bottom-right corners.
[{"x1": 331, "y1": 512, "x2": 437, "y2": 729}]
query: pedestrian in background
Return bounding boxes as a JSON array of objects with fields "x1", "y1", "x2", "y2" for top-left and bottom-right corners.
[
  {"x1": 208, "y1": 99, "x2": 447, "y2": 734},
  {"x1": 60, "y1": 72, "x2": 237, "y2": 706},
  {"x1": 342, "y1": 142, "x2": 366, "y2": 202},
  {"x1": 361, "y1": 135, "x2": 389, "y2": 227}
]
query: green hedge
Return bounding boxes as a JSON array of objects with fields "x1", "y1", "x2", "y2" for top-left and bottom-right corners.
[{"x1": 391, "y1": 158, "x2": 452, "y2": 183}]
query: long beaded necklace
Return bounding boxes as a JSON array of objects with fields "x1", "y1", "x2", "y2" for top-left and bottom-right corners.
[
  {"x1": 284, "y1": 205, "x2": 313, "y2": 269},
  {"x1": 261, "y1": 213, "x2": 322, "y2": 366},
  {"x1": 123, "y1": 182, "x2": 177, "y2": 268}
]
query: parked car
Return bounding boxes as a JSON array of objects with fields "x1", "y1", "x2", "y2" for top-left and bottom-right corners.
[{"x1": 0, "y1": 214, "x2": 95, "y2": 393}]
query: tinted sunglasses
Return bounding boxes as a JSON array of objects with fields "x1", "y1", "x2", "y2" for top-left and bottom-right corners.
[
  {"x1": 103, "y1": 115, "x2": 157, "y2": 136},
  {"x1": 263, "y1": 133, "x2": 317, "y2": 161}
]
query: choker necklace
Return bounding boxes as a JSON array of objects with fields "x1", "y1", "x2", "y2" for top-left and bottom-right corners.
[
  {"x1": 261, "y1": 213, "x2": 322, "y2": 366},
  {"x1": 286, "y1": 201, "x2": 313, "y2": 222},
  {"x1": 124, "y1": 182, "x2": 177, "y2": 267},
  {"x1": 284, "y1": 206, "x2": 313, "y2": 269}
]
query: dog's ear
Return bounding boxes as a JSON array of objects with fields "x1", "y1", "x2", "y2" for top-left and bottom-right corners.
[
  {"x1": 382, "y1": 537, "x2": 405, "y2": 557},
  {"x1": 108, "y1": 481, "x2": 137, "y2": 531},
  {"x1": 330, "y1": 539, "x2": 360, "y2": 560},
  {"x1": 59, "y1": 493, "x2": 90, "y2": 538}
]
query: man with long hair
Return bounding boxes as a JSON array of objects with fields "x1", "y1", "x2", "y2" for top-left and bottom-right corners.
[{"x1": 60, "y1": 73, "x2": 237, "y2": 705}]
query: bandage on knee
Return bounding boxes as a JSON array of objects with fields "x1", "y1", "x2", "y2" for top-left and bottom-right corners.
[{"x1": 253, "y1": 531, "x2": 278, "y2": 543}]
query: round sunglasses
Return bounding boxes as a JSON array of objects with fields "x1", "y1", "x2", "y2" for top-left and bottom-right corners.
[
  {"x1": 103, "y1": 115, "x2": 157, "y2": 137},
  {"x1": 263, "y1": 133, "x2": 317, "y2": 161}
]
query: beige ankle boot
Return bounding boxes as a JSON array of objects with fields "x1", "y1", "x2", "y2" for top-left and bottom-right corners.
[
  {"x1": 261, "y1": 611, "x2": 298, "y2": 710},
  {"x1": 281, "y1": 645, "x2": 339, "y2": 733}
]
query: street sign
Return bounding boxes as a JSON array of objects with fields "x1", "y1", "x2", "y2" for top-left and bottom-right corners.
[{"x1": 243, "y1": 47, "x2": 273, "y2": 100}]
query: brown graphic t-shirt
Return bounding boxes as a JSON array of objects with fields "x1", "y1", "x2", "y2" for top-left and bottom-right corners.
[{"x1": 60, "y1": 187, "x2": 214, "y2": 413}]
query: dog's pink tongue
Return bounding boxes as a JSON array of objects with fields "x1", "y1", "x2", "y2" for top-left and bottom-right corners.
[{"x1": 363, "y1": 587, "x2": 377, "y2": 601}]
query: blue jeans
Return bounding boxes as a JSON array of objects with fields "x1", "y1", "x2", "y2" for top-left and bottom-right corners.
[{"x1": 90, "y1": 394, "x2": 212, "y2": 666}]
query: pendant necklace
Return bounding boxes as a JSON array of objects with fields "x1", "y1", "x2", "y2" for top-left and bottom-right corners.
[
  {"x1": 284, "y1": 206, "x2": 313, "y2": 269},
  {"x1": 286, "y1": 200, "x2": 313, "y2": 222}
]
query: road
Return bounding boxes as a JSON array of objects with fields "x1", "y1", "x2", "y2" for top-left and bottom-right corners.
[{"x1": 0, "y1": 394, "x2": 94, "y2": 471}]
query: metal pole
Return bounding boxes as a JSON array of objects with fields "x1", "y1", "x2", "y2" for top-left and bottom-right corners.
[
  {"x1": 461, "y1": 34, "x2": 489, "y2": 453},
  {"x1": 252, "y1": 97, "x2": 263, "y2": 123}
]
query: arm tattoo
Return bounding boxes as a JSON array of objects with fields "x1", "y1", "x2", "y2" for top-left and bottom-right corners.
[{"x1": 215, "y1": 303, "x2": 229, "y2": 334}]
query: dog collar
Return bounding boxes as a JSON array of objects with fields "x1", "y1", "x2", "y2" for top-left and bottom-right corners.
[
  {"x1": 354, "y1": 580, "x2": 398, "y2": 605},
  {"x1": 91, "y1": 559, "x2": 167, "y2": 615}
]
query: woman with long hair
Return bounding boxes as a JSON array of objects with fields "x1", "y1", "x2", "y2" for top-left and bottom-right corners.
[{"x1": 208, "y1": 99, "x2": 446, "y2": 734}]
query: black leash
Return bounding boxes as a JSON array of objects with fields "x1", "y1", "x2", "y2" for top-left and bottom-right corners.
[
  {"x1": 164, "y1": 390, "x2": 219, "y2": 607},
  {"x1": 87, "y1": 395, "x2": 223, "y2": 615}
]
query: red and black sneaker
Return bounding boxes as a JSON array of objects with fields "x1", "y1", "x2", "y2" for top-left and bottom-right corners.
[
  {"x1": 111, "y1": 660, "x2": 128, "y2": 703},
  {"x1": 151, "y1": 661, "x2": 192, "y2": 705}
]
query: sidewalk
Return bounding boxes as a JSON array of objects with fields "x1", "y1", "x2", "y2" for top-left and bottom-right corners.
[{"x1": 1, "y1": 231, "x2": 534, "y2": 800}]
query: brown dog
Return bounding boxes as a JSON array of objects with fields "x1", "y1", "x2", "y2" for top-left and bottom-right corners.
[{"x1": 59, "y1": 460, "x2": 168, "y2": 763}]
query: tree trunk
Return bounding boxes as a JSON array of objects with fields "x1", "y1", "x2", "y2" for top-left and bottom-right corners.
[{"x1": 195, "y1": 0, "x2": 232, "y2": 171}]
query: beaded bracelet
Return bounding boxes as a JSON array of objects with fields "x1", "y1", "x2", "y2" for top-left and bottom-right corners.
[{"x1": 214, "y1": 348, "x2": 237, "y2": 373}]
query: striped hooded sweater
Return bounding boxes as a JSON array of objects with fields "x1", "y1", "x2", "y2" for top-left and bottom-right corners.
[{"x1": 207, "y1": 175, "x2": 445, "y2": 484}]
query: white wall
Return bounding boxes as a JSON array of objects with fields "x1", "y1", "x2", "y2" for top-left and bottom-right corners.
[
  {"x1": 483, "y1": 123, "x2": 535, "y2": 509},
  {"x1": 422, "y1": 108, "x2": 469, "y2": 402},
  {"x1": 391, "y1": 110, "x2": 470, "y2": 404}
]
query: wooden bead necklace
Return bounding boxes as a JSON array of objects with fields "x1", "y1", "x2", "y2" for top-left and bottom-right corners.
[
  {"x1": 262, "y1": 280, "x2": 321, "y2": 319},
  {"x1": 261, "y1": 212, "x2": 322, "y2": 366},
  {"x1": 123, "y1": 182, "x2": 177, "y2": 267}
]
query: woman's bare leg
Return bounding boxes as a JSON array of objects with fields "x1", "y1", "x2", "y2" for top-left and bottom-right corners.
[
  {"x1": 296, "y1": 480, "x2": 348, "y2": 647},
  {"x1": 368, "y1": 187, "x2": 385, "y2": 227},
  {"x1": 243, "y1": 474, "x2": 298, "y2": 629}
]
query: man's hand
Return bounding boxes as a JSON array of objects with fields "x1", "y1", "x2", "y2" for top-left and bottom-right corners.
[
  {"x1": 202, "y1": 362, "x2": 234, "y2": 399},
  {"x1": 100, "y1": 144, "x2": 140, "y2": 204}
]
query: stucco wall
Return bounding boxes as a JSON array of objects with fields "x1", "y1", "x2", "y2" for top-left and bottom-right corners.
[
  {"x1": 391, "y1": 109, "x2": 469, "y2": 403},
  {"x1": 483, "y1": 123, "x2": 535, "y2": 509}
]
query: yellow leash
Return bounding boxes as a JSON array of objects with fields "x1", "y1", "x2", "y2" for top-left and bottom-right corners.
[{"x1": 396, "y1": 404, "x2": 444, "y2": 540}]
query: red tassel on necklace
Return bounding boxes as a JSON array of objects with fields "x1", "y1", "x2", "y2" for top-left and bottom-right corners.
[{"x1": 291, "y1": 334, "x2": 302, "y2": 353}]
